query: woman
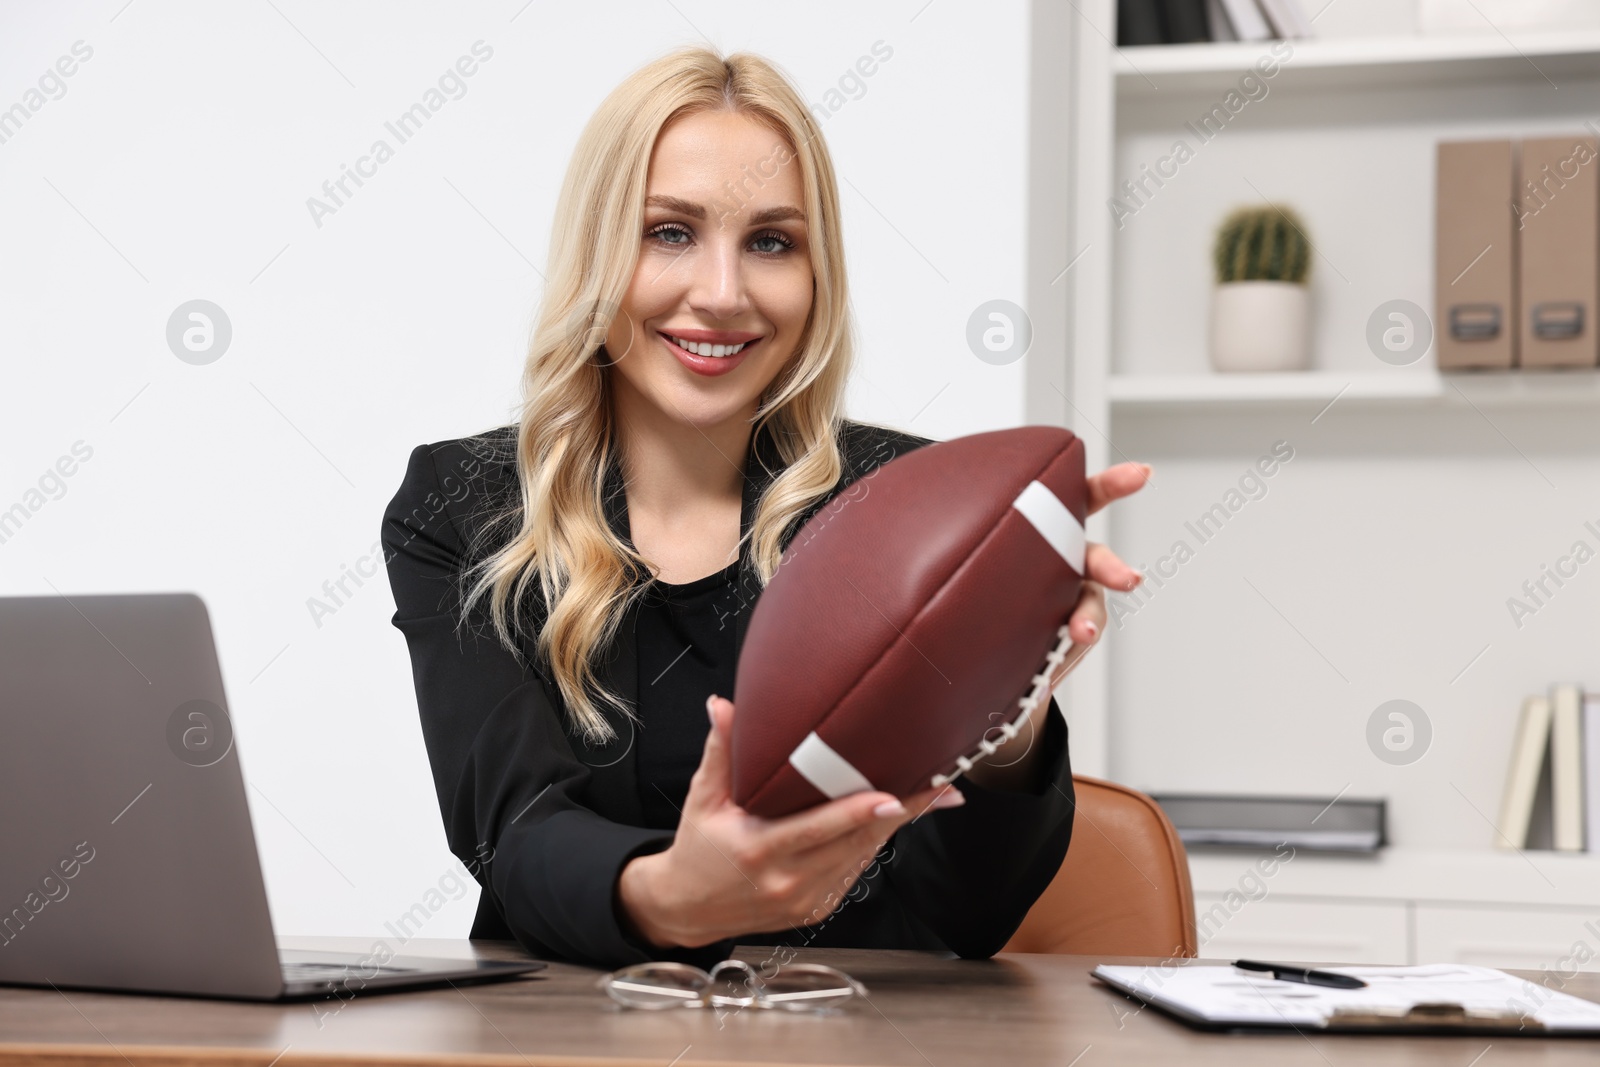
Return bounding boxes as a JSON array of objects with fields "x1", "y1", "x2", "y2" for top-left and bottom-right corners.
[{"x1": 381, "y1": 46, "x2": 1148, "y2": 971}]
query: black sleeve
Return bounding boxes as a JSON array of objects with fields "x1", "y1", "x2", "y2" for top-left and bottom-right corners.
[
  {"x1": 381, "y1": 442, "x2": 696, "y2": 970},
  {"x1": 877, "y1": 692, "x2": 1077, "y2": 958}
]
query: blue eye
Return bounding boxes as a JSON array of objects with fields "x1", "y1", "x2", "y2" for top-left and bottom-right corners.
[
  {"x1": 647, "y1": 222, "x2": 692, "y2": 246},
  {"x1": 751, "y1": 230, "x2": 796, "y2": 255}
]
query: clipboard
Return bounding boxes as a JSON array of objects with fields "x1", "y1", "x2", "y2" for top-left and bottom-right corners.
[{"x1": 1092, "y1": 963, "x2": 1600, "y2": 1037}]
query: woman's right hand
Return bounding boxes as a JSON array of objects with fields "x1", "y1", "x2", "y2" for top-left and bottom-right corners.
[{"x1": 616, "y1": 693, "x2": 964, "y2": 950}]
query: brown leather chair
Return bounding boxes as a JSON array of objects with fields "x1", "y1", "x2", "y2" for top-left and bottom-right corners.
[{"x1": 1003, "y1": 774, "x2": 1198, "y2": 957}]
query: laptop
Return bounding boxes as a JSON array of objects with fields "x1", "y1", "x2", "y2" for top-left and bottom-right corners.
[{"x1": 0, "y1": 592, "x2": 546, "y2": 1001}]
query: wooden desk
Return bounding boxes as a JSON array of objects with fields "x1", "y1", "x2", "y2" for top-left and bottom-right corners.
[{"x1": 2, "y1": 937, "x2": 1597, "y2": 1066}]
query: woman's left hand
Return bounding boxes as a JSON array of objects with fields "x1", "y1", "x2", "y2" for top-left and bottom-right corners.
[
  {"x1": 960, "y1": 459, "x2": 1152, "y2": 793},
  {"x1": 1048, "y1": 460, "x2": 1155, "y2": 684}
]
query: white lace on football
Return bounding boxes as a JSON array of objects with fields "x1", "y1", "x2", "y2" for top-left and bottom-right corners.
[{"x1": 929, "y1": 622, "x2": 1079, "y2": 789}]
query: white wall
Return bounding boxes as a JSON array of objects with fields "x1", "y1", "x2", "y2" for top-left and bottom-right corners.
[{"x1": 0, "y1": 0, "x2": 1040, "y2": 937}]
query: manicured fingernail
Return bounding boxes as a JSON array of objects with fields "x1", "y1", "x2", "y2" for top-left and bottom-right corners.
[
  {"x1": 1085, "y1": 621, "x2": 1098, "y2": 639},
  {"x1": 1141, "y1": 464, "x2": 1153, "y2": 477},
  {"x1": 931, "y1": 790, "x2": 966, "y2": 810},
  {"x1": 873, "y1": 799, "x2": 907, "y2": 818},
  {"x1": 706, "y1": 694, "x2": 718, "y2": 721}
]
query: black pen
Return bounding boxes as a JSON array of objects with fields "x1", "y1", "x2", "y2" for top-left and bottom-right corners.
[{"x1": 1233, "y1": 959, "x2": 1368, "y2": 990}]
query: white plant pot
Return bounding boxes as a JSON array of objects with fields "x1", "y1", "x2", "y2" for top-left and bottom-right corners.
[{"x1": 1208, "y1": 281, "x2": 1312, "y2": 373}]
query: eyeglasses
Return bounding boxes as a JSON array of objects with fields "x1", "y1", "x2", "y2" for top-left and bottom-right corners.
[{"x1": 597, "y1": 959, "x2": 867, "y2": 1012}]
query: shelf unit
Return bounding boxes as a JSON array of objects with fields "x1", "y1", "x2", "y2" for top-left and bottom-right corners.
[
  {"x1": 1116, "y1": 29, "x2": 1600, "y2": 97},
  {"x1": 1053, "y1": 5, "x2": 1600, "y2": 965},
  {"x1": 1108, "y1": 368, "x2": 1600, "y2": 408}
]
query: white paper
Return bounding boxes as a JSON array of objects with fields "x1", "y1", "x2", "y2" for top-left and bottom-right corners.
[{"x1": 1094, "y1": 963, "x2": 1600, "y2": 1032}]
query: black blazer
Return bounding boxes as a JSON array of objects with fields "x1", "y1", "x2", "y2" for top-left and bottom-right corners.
[{"x1": 380, "y1": 418, "x2": 1076, "y2": 970}]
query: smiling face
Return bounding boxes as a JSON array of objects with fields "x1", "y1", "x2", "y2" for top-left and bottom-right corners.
[{"x1": 605, "y1": 108, "x2": 814, "y2": 432}]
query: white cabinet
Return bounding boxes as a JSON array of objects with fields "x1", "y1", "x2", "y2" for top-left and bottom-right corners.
[
  {"x1": 1415, "y1": 906, "x2": 1600, "y2": 973},
  {"x1": 1187, "y1": 849, "x2": 1600, "y2": 966},
  {"x1": 1193, "y1": 894, "x2": 1409, "y2": 965}
]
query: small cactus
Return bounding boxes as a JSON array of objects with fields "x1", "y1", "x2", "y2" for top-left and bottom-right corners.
[{"x1": 1213, "y1": 205, "x2": 1312, "y2": 285}]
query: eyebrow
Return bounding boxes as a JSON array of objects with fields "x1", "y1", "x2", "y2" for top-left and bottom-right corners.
[{"x1": 645, "y1": 194, "x2": 806, "y2": 227}]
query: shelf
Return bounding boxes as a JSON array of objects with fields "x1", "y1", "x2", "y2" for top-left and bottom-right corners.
[
  {"x1": 1115, "y1": 31, "x2": 1600, "y2": 99},
  {"x1": 1188, "y1": 845, "x2": 1600, "y2": 910},
  {"x1": 1108, "y1": 369, "x2": 1600, "y2": 409}
]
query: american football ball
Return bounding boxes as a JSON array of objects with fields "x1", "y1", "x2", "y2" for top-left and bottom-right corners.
[{"x1": 731, "y1": 425, "x2": 1087, "y2": 818}]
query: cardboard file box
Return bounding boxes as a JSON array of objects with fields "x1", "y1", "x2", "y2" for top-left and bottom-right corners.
[{"x1": 1517, "y1": 135, "x2": 1599, "y2": 369}]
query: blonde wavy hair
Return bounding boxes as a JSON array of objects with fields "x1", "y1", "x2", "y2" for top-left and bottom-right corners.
[{"x1": 457, "y1": 46, "x2": 856, "y2": 744}]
